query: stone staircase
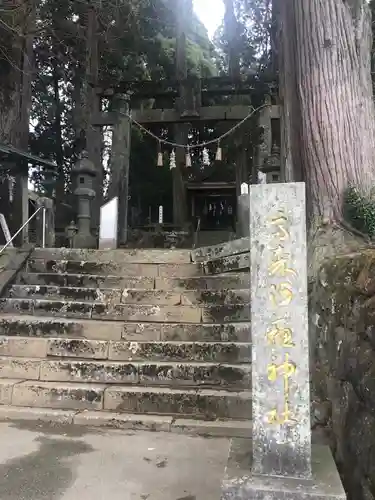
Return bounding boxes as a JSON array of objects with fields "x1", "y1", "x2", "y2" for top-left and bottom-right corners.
[{"x1": 0, "y1": 244, "x2": 251, "y2": 435}]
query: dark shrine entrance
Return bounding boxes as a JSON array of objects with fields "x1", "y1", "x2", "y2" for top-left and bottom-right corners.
[
  {"x1": 187, "y1": 165, "x2": 237, "y2": 231},
  {"x1": 195, "y1": 193, "x2": 236, "y2": 230},
  {"x1": 189, "y1": 188, "x2": 236, "y2": 230}
]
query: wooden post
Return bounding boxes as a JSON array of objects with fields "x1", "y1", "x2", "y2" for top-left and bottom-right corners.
[
  {"x1": 110, "y1": 94, "x2": 131, "y2": 245},
  {"x1": 13, "y1": 166, "x2": 29, "y2": 246},
  {"x1": 36, "y1": 197, "x2": 55, "y2": 248},
  {"x1": 13, "y1": 1, "x2": 34, "y2": 247}
]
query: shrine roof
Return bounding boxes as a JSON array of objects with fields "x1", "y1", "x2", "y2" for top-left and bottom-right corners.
[{"x1": 0, "y1": 143, "x2": 56, "y2": 168}]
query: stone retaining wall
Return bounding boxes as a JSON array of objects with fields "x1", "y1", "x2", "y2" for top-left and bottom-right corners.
[{"x1": 310, "y1": 250, "x2": 375, "y2": 500}]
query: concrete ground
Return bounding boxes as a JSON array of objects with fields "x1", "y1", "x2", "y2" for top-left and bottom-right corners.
[{"x1": 0, "y1": 420, "x2": 230, "y2": 500}]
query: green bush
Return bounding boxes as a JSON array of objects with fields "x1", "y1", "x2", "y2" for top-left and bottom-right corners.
[{"x1": 343, "y1": 186, "x2": 375, "y2": 238}]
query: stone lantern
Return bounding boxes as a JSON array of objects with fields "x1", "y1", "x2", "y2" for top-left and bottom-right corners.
[{"x1": 72, "y1": 151, "x2": 96, "y2": 248}]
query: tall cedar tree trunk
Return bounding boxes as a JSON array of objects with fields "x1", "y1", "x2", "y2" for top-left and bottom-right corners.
[
  {"x1": 0, "y1": 4, "x2": 25, "y2": 144},
  {"x1": 279, "y1": 0, "x2": 375, "y2": 275},
  {"x1": 52, "y1": 60, "x2": 65, "y2": 218},
  {"x1": 0, "y1": 1, "x2": 35, "y2": 242},
  {"x1": 224, "y1": 0, "x2": 241, "y2": 77},
  {"x1": 73, "y1": 61, "x2": 84, "y2": 156}
]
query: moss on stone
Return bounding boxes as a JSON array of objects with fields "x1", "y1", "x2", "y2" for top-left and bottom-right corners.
[{"x1": 311, "y1": 248, "x2": 375, "y2": 500}]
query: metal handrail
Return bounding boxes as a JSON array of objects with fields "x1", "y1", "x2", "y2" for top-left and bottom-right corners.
[
  {"x1": 193, "y1": 216, "x2": 201, "y2": 249},
  {"x1": 42, "y1": 206, "x2": 46, "y2": 249},
  {"x1": 0, "y1": 206, "x2": 45, "y2": 255}
]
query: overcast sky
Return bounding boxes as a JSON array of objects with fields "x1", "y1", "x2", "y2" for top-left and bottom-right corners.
[{"x1": 193, "y1": 0, "x2": 224, "y2": 38}]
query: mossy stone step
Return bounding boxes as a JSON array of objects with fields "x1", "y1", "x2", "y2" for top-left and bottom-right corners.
[
  {"x1": 191, "y1": 237, "x2": 249, "y2": 263},
  {"x1": 0, "y1": 336, "x2": 251, "y2": 363},
  {"x1": 9, "y1": 285, "x2": 124, "y2": 303},
  {"x1": 0, "y1": 315, "x2": 124, "y2": 340},
  {"x1": 104, "y1": 385, "x2": 251, "y2": 420},
  {"x1": 32, "y1": 248, "x2": 192, "y2": 264},
  {"x1": 27, "y1": 259, "x2": 203, "y2": 278},
  {"x1": 0, "y1": 298, "x2": 250, "y2": 323},
  {"x1": 0, "y1": 405, "x2": 253, "y2": 437},
  {"x1": 9, "y1": 285, "x2": 185, "y2": 306},
  {"x1": 0, "y1": 357, "x2": 251, "y2": 388},
  {"x1": 204, "y1": 253, "x2": 250, "y2": 275},
  {"x1": 18, "y1": 272, "x2": 250, "y2": 290},
  {"x1": 107, "y1": 340, "x2": 251, "y2": 363},
  {"x1": 0, "y1": 315, "x2": 251, "y2": 342},
  {"x1": 18, "y1": 273, "x2": 155, "y2": 289},
  {"x1": 6, "y1": 379, "x2": 251, "y2": 419},
  {"x1": 9, "y1": 285, "x2": 250, "y2": 307},
  {"x1": 154, "y1": 274, "x2": 250, "y2": 290}
]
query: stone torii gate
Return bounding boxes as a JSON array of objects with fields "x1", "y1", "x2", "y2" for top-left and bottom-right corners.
[{"x1": 89, "y1": 0, "x2": 281, "y2": 245}]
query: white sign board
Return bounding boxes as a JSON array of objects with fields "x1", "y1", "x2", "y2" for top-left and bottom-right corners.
[
  {"x1": 99, "y1": 197, "x2": 118, "y2": 249},
  {"x1": 158, "y1": 205, "x2": 163, "y2": 224}
]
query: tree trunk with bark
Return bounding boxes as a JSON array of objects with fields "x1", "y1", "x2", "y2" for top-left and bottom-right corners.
[
  {"x1": 224, "y1": 0, "x2": 241, "y2": 78},
  {"x1": 279, "y1": 0, "x2": 375, "y2": 275},
  {"x1": 0, "y1": 4, "x2": 24, "y2": 145},
  {"x1": 0, "y1": 1, "x2": 35, "y2": 244},
  {"x1": 52, "y1": 60, "x2": 65, "y2": 223}
]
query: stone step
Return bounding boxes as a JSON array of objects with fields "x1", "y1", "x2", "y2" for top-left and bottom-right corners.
[
  {"x1": 8, "y1": 285, "x2": 177, "y2": 305},
  {"x1": 155, "y1": 274, "x2": 250, "y2": 291},
  {"x1": 181, "y1": 289, "x2": 250, "y2": 306},
  {"x1": 204, "y1": 253, "x2": 250, "y2": 275},
  {"x1": 18, "y1": 273, "x2": 156, "y2": 290},
  {"x1": 8, "y1": 285, "x2": 250, "y2": 307},
  {"x1": 27, "y1": 259, "x2": 202, "y2": 278},
  {"x1": 192, "y1": 238, "x2": 249, "y2": 263},
  {"x1": 0, "y1": 336, "x2": 251, "y2": 363},
  {"x1": 0, "y1": 405, "x2": 330, "y2": 439},
  {"x1": 105, "y1": 340, "x2": 251, "y2": 363},
  {"x1": 0, "y1": 336, "x2": 109, "y2": 360},
  {"x1": 18, "y1": 272, "x2": 250, "y2": 291},
  {"x1": 0, "y1": 405, "x2": 253, "y2": 438},
  {"x1": 90, "y1": 303, "x2": 250, "y2": 323},
  {"x1": 104, "y1": 385, "x2": 251, "y2": 420},
  {"x1": 9, "y1": 285, "x2": 124, "y2": 303},
  {"x1": 0, "y1": 298, "x2": 93, "y2": 319},
  {"x1": 4, "y1": 379, "x2": 251, "y2": 419},
  {"x1": 32, "y1": 248, "x2": 192, "y2": 264},
  {"x1": 91, "y1": 302, "x2": 250, "y2": 323},
  {"x1": 0, "y1": 315, "x2": 251, "y2": 342},
  {"x1": 0, "y1": 298, "x2": 250, "y2": 323},
  {"x1": 0, "y1": 357, "x2": 251, "y2": 388},
  {"x1": 0, "y1": 315, "x2": 125, "y2": 340}
]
